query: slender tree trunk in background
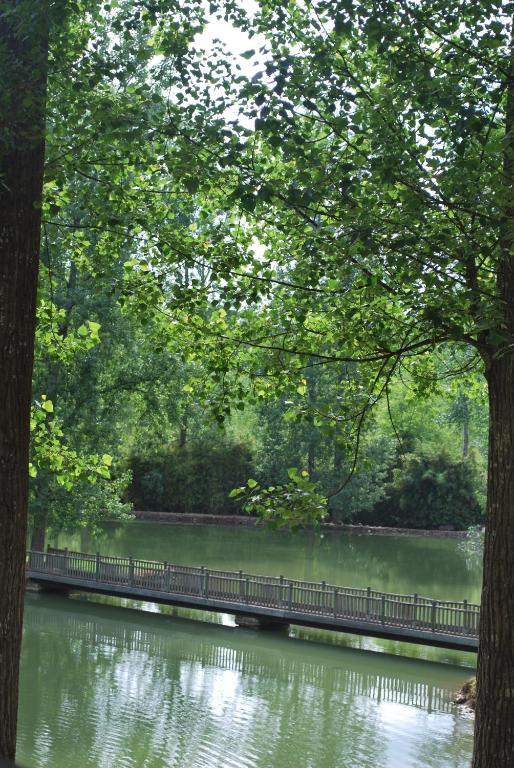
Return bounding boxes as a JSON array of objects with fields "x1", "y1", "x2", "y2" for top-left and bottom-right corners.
[
  {"x1": 462, "y1": 416, "x2": 469, "y2": 458},
  {"x1": 30, "y1": 520, "x2": 46, "y2": 553},
  {"x1": 307, "y1": 439, "x2": 315, "y2": 479},
  {"x1": 0, "y1": 4, "x2": 49, "y2": 760},
  {"x1": 461, "y1": 396, "x2": 469, "y2": 458},
  {"x1": 179, "y1": 403, "x2": 189, "y2": 448},
  {"x1": 328, "y1": 438, "x2": 344, "y2": 522},
  {"x1": 306, "y1": 363, "x2": 316, "y2": 478},
  {"x1": 472, "y1": 48, "x2": 514, "y2": 768}
]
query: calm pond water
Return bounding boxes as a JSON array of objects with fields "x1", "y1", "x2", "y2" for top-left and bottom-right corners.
[{"x1": 18, "y1": 523, "x2": 480, "y2": 768}]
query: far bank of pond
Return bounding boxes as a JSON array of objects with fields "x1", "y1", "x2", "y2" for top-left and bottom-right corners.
[
  {"x1": 129, "y1": 510, "x2": 470, "y2": 538},
  {"x1": 17, "y1": 521, "x2": 479, "y2": 768}
]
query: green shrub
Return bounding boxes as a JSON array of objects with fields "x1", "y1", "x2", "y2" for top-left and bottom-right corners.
[
  {"x1": 127, "y1": 441, "x2": 255, "y2": 515},
  {"x1": 360, "y1": 449, "x2": 483, "y2": 530}
]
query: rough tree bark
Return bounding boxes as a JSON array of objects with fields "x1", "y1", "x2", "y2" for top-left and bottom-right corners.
[
  {"x1": 472, "y1": 43, "x2": 514, "y2": 768},
  {"x1": 472, "y1": 356, "x2": 514, "y2": 767},
  {"x1": 0, "y1": 3, "x2": 49, "y2": 760}
]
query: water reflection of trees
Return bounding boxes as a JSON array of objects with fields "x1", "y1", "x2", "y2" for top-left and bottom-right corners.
[{"x1": 18, "y1": 596, "x2": 473, "y2": 768}]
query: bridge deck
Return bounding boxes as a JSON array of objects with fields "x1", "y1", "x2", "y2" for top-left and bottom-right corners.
[{"x1": 26, "y1": 549, "x2": 479, "y2": 651}]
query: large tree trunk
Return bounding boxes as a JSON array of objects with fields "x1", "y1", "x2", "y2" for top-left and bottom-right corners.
[
  {"x1": 472, "y1": 41, "x2": 514, "y2": 765},
  {"x1": 472, "y1": 357, "x2": 514, "y2": 767},
  {"x1": 0, "y1": 4, "x2": 49, "y2": 761}
]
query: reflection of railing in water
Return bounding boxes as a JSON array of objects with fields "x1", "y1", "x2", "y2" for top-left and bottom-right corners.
[
  {"x1": 26, "y1": 548, "x2": 479, "y2": 650},
  {"x1": 24, "y1": 605, "x2": 457, "y2": 714}
]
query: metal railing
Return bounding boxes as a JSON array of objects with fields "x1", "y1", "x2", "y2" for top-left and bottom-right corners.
[{"x1": 26, "y1": 548, "x2": 480, "y2": 640}]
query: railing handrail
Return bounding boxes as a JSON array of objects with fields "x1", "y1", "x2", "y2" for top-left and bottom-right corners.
[
  {"x1": 27, "y1": 548, "x2": 480, "y2": 610},
  {"x1": 26, "y1": 548, "x2": 480, "y2": 642}
]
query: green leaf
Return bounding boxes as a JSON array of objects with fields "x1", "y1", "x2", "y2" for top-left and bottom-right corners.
[{"x1": 247, "y1": 478, "x2": 258, "y2": 488}]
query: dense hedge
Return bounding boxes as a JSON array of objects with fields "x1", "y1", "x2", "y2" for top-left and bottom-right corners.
[
  {"x1": 357, "y1": 450, "x2": 483, "y2": 530},
  {"x1": 128, "y1": 443, "x2": 483, "y2": 529},
  {"x1": 127, "y1": 442, "x2": 255, "y2": 515}
]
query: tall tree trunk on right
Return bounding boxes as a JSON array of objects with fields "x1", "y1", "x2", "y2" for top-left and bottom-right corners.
[
  {"x1": 0, "y1": 3, "x2": 49, "y2": 760},
  {"x1": 472, "y1": 42, "x2": 514, "y2": 768},
  {"x1": 472, "y1": 356, "x2": 514, "y2": 767}
]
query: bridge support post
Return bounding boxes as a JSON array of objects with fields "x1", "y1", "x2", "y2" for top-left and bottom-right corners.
[
  {"x1": 26, "y1": 579, "x2": 71, "y2": 595},
  {"x1": 235, "y1": 615, "x2": 289, "y2": 631},
  {"x1": 431, "y1": 600, "x2": 438, "y2": 632}
]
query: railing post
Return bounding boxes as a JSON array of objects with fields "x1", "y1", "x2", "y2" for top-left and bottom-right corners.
[
  {"x1": 95, "y1": 552, "x2": 100, "y2": 581},
  {"x1": 366, "y1": 586, "x2": 371, "y2": 618},
  {"x1": 279, "y1": 575, "x2": 284, "y2": 608},
  {"x1": 245, "y1": 577, "x2": 250, "y2": 603},
  {"x1": 333, "y1": 588, "x2": 338, "y2": 619},
  {"x1": 128, "y1": 556, "x2": 134, "y2": 587},
  {"x1": 239, "y1": 570, "x2": 244, "y2": 600},
  {"x1": 413, "y1": 593, "x2": 418, "y2": 628},
  {"x1": 63, "y1": 548, "x2": 69, "y2": 574},
  {"x1": 431, "y1": 600, "x2": 437, "y2": 633},
  {"x1": 203, "y1": 567, "x2": 210, "y2": 598},
  {"x1": 321, "y1": 581, "x2": 326, "y2": 613},
  {"x1": 288, "y1": 582, "x2": 293, "y2": 611},
  {"x1": 381, "y1": 594, "x2": 386, "y2": 625},
  {"x1": 463, "y1": 599, "x2": 468, "y2": 634}
]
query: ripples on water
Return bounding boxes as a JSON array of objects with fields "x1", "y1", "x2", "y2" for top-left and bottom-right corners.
[{"x1": 18, "y1": 593, "x2": 474, "y2": 768}]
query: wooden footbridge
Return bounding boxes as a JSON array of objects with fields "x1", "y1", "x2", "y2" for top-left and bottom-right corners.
[{"x1": 26, "y1": 548, "x2": 479, "y2": 651}]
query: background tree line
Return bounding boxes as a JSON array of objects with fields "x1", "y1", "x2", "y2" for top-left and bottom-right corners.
[{"x1": 31, "y1": 230, "x2": 487, "y2": 538}]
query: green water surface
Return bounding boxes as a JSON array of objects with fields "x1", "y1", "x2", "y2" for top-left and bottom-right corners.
[{"x1": 18, "y1": 523, "x2": 479, "y2": 768}]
